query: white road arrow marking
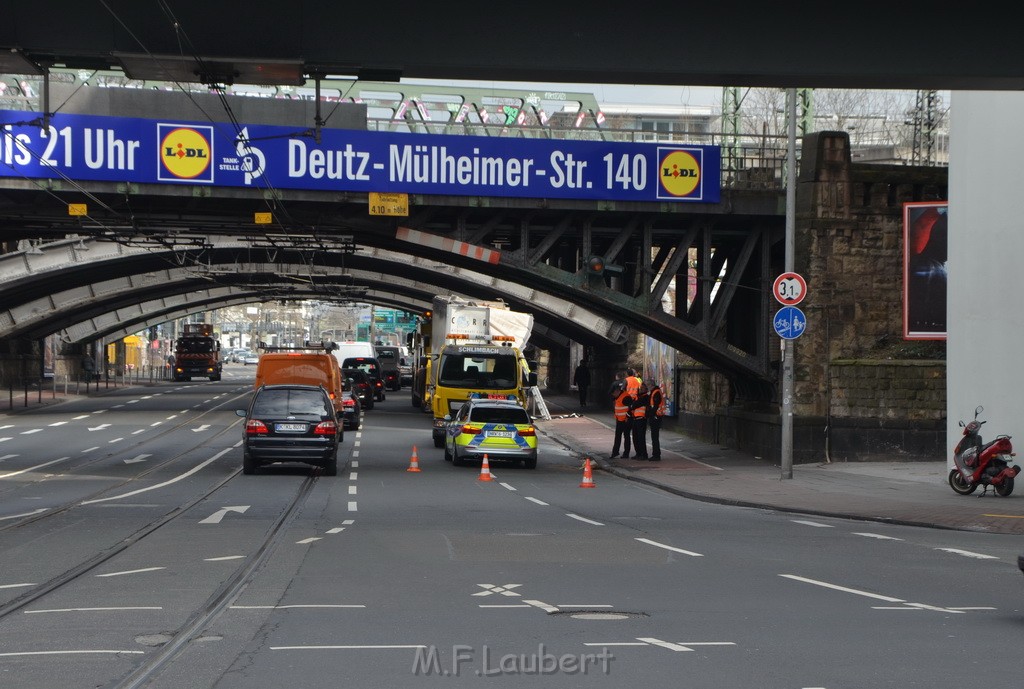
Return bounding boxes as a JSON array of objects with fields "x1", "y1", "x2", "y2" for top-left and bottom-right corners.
[
  {"x1": 192, "y1": 424, "x2": 211, "y2": 433},
  {"x1": 88, "y1": 424, "x2": 110, "y2": 432},
  {"x1": 124, "y1": 454, "x2": 151, "y2": 465},
  {"x1": 199, "y1": 505, "x2": 250, "y2": 524}
]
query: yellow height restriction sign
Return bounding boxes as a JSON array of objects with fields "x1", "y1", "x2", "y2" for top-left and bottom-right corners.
[
  {"x1": 254, "y1": 212, "x2": 273, "y2": 224},
  {"x1": 369, "y1": 192, "x2": 409, "y2": 217},
  {"x1": 68, "y1": 203, "x2": 87, "y2": 216}
]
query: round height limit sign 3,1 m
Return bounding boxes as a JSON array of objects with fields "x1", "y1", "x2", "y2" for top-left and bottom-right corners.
[
  {"x1": 772, "y1": 272, "x2": 807, "y2": 306},
  {"x1": 773, "y1": 272, "x2": 807, "y2": 340}
]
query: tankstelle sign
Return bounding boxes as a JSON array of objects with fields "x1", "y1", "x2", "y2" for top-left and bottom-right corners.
[{"x1": 0, "y1": 110, "x2": 721, "y2": 204}]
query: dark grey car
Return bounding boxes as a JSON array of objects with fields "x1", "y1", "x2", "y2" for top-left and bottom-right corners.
[{"x1": 237, "y1": 384, "x2": 342, "y2": 475}]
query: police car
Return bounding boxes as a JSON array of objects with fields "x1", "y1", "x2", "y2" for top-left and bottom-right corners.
[{"x1": 443, "y1": 395, "x2": 538, "y2": 469}]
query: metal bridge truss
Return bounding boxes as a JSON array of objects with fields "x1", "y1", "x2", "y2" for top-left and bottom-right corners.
[{"x1": 0, "y1": 193, "x2": 782, "y2": 397}]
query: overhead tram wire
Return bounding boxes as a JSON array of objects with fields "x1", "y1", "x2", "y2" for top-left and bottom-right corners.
[{"x1": 96, "y1": 0, "x2": 339, "y2": 298}]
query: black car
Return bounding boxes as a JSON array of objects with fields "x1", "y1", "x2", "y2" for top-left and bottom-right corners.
[
  {"x1": 342, "y1": 368, "x2": 375, "y2": 410},
  {"x1": 341, "y1": 356, "x2": 386, "y2": 402},
  {"x1": 236, "y1": 384, "x2": 342, "y2": 475},
  {"x1": 340, "y1": 376, "x2": 362, "y2": 430}
]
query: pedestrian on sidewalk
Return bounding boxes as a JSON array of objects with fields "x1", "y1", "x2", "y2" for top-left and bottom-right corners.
[
  {"x1": 629, "y1": 381, "x2": 650, "y2": 460},
  {"x1": 648, "y1": 380, "x2": 665, "y2": 461},
  {"x1": 610, "y1": 384, "x2": 633, "y2": 459},
  {"x1": 81, "y1": 354, "x2": 97, "y2": 382},
  {"x1": 573, "y1": 359, "x2": 591, "y2": 407}
]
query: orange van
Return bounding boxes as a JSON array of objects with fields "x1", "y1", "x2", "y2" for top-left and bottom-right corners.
[{"x1": 254, "y1": 352, "x2": 345, "y2": 413}]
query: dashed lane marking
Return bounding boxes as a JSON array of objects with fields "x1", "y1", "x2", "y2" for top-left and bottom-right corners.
[
  {"x1": 233, "y1": 604, "x2": 365, "y2": 610},
  {"x1": 0, "y1": 457, "x2": 71, "y2": 479},
  {"x1": 934, "y1": 548, "x2": 999, "y2": 560},
  {"x1": 566, "y1": 513, "x2": 604, "y2": 526},
  {"x1": 792, "y1": 520, "x2": 833, "y2": 528},
  {"x1": 635, "y1": 538, "x2": 703, "y2": 557},
  {"x1": 0, "y1": 650, "x2": 144, "y2": 657},
  {"x1": 24, "y1": 607, "x2": 161, "y2": 614},
  {"x1": 96, "y1": 567, "x2": 166, "y2": 578}
]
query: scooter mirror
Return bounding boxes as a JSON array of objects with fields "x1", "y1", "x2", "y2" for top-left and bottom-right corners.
[{"x1": 975, "y1": 405, "x2": 984, "y2": 417}]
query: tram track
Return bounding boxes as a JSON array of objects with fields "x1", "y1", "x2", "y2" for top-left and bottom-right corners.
[
  {"x1": 109, "y1": 473, "x2": 319, "y2": 689},
  {"x1": 0, "y1": 461, "x2": 318, "y2": 629},
  {"x1": 0, "y1": 386, "x2": 253, "y2": 533}
]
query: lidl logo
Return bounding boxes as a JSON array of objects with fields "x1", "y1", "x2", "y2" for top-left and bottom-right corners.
[
  {"x1": 157, "y1": 124, "x2": 214, "y2": 183},
  {"x1": 656, "y1": 148, "x2": 703, "y2": 200}
]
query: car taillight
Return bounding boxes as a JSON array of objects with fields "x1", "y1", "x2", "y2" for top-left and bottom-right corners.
[
  {"x1": 518, "y1": 427, "x2": 536, "y2": 437},
  {"x1": 246, "y1": 419, "x2": 269, "y2": 435},
  {"x1": 461, "y1": 425, "x2": 481, "y2": 435},
  {"x1": 314, "y1": 421, "x2": 338, "y2": 435},
  {"x1": 343, "y1": 398, "x2": 355, "y2": 408}
]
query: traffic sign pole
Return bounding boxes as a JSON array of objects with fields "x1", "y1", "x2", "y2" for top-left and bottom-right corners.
[{"x1": 781, "y1": 89, "x2": 797, "y2": 481}]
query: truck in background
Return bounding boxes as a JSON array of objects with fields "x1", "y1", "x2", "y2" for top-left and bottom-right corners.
[
  {"x1": 374, "y1": 344, "x2": 403, "y2": 391},
  {"x1": 427, "y1": 296, "x2": 537, "y2": 447},
  {"x1": 172, "y1": 323, "x2": 222, "y2": 382}
]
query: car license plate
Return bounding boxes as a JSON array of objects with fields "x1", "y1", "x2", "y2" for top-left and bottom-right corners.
[
  {"x1": 486, "y1": 431, "x2": 514, "y2": 438},
  {"x1": 276, "y1": 423, "x2": 306, "y2": 432}
]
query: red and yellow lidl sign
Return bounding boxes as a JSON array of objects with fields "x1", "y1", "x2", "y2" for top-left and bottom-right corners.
[
  {"x1": 158, "y1": 124, "x2": 213, "y2": 182},
  {"x1": 656, "y1": 147, "x2": 704, "y2": 200}
]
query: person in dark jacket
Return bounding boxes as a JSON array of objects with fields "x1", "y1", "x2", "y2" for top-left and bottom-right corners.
[
  {"x1": 648, "y1": 380, "x2": 665, "y2": 460},
  {"x1": 573, "y1": 359, "x2": 592, "y2": 406}
]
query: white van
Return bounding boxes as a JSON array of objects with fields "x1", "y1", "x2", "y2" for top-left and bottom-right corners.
[{"x1": 331, "y1": 341, "x2": 375, "y2": 362}]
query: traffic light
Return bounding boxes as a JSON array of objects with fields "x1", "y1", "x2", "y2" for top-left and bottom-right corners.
[{"x1": 586, "y1": 256, "x2": 606, "y2": 275}]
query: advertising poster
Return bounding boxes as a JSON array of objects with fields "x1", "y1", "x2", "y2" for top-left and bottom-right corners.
[
  {"x1": 643, "y1": 336, "x2": 676, "y2": 416},
  {"x1": 903, "y1": 201, "x2": 948, "y2": 340}
]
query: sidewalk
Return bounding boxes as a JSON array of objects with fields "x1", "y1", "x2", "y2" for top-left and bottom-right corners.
[
  {"x1": 0, "y1": 378, "x2": 139, "y2": 415},
  {"x1": 536, "y1": 392, "x2": 1024, "y2": 535}
]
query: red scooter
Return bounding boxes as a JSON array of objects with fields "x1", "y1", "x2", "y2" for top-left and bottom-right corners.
[{"x1": 949, "y1": 405, "x2": 1021, "y2": 496}]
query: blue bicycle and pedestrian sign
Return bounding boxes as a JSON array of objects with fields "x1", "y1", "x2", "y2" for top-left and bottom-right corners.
[{"x1": 773, "y1": 306, "x2": 807, "y2": 340}]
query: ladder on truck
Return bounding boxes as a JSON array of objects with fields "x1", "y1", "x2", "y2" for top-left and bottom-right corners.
[{"x1": 527, "y1": 386, "x2": 551, "y2": 420}]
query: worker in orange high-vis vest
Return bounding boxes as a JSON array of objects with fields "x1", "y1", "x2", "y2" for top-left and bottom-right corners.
[
  {"x1": 648, "y1": 380, "x2": 666, "y2": 461},
  {"x1": 624, "y1": 368, "x2": 641, "y2": 397},
  {"x1": 629, "y1": 382, "x2": 650, "y2": 460},
  {"x1": 610, "y1": 386, "x2": 633, "y2": 459}
]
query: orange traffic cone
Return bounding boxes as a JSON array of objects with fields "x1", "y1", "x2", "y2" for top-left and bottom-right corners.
[
  {"x1": 477, "y1": 454, "x2": 494, "y2": 482},
  {"x1": 579, "y1": 457, "x2": 596, "y2": 488},
  {"x1": 407, "y1": 446, "x2": 422, "y2": 472}
]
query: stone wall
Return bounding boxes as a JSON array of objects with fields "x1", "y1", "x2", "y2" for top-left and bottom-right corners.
[{"x1": 672, "y1": 131, "x2": 949, "y2": 462}]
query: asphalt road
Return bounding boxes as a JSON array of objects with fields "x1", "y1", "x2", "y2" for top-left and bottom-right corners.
[{"x1": 0, "y1": 365, "x2": 1022, "y2": 688}]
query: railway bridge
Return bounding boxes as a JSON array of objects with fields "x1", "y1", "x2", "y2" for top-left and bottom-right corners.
[{"x1": 0, "y1": 79, "x2": 790, "y2": 402}]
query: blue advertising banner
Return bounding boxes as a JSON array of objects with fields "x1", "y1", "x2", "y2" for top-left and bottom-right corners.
[{"x1": 0, "y1": 110, "x2": 721, "y2": 204}]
